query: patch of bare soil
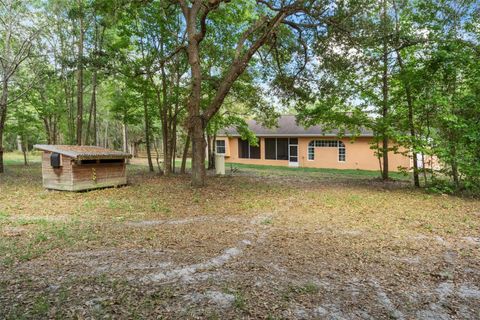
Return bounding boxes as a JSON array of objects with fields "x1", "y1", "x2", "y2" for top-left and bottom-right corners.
[
  {"x1": 2, "y1": 210, "x2": 479, "y2": 319},
  {"x1": 1, "y1": 169, "x2": 479, "y2": 319}
]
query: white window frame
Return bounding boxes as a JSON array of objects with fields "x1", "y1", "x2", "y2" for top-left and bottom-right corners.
[
  {"x1": 215, "y1": 140, "x2": 226, "y2": 155},
  {"x1": 308, "y1": 140, "x2": 346, "y2": 162},
  {"x1": 338, "y1": 142, "x2": 346, "y2": 162},
  {"x1": 288, "y1": 138, "x2": 299, "y2": 166}
]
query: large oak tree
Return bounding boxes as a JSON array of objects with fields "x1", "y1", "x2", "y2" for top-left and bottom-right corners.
[{"x1": 175, "y1": 0, "x2": 356, "y2": 186}]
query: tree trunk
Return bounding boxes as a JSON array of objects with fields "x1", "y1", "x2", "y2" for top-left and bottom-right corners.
[
  {"x1": 395, "y1": 51, "x2": 420, "y2": 187},
  {"x1": 381, "y1": 0, "x2": 389, "y2": 181},
  {"x1": 421, "y1": 152, "x2": 428, "y2": 185},
  {"x1": 131, "y1": 141, "x2": 138, "y2": 158},
  {"x1": 0, "y1": 134, "x2": 4, "y2": 174},
  {"x1": 171, "y1": 69, "x2": 180, "y2": 174},
  {"x1": 122, "y1": 123, "x2": 128, "y2": 153},
  {"x1": 207, "y1": 134, "x2": 213, "y2": 169},
  {"x1": 185, "y1": 26, "x2": 204, "y2": 186},
  {"x1": 143, "y1": 86, "x2": 154, "y2": 172},
  {"x1": 171, "y1": 121, "x2": 177, "y2": 173},
  {"x1": 85, "y1": 71, "x2": 97, "y2": 145},
  {"x1": 53, "y1": 115, "x2": 58, "y2": 144},
  {"x1": 152, "y1": 138, "x2": 162, "y2": 173},
  {"x1": 212, "y1": 133, "x2": 217, "y2": 169},
  {"x1": 160, "y1": 56, "x2": 172, "y2": 176},
  {"x1": 162, "y1": 125, "x2": 171, "y2": 175},
  {"x1": 76, "y1": 5, "x2": 84, "y2": 146},
  {"x1": 190, "y1": 119, "x2": 206, "y2": 187},
  {"x1": 17, "y1": 135, "x2": 22, "y2": 152},
  {"x1": 450, "y1": 144, "x2": 460, "y2": 189},
  {"x1": 93, "y1": 99, "x2": 97, "y2": 145},
  {"x1": 65, "y1": 81, "x2": 74, "y2": 144},
  {"x1": 407, "y1": 100, "x2": 419, "y2": 186},
  {"x1": 392, "y1": 0, "x2": 420, "y2": 187},
  {"x1": 22, "y1": 136, "x2": 27, "y2": 166},
  {"x1": 42, "y1": 117, "x2": 52, "y2": 144},
  {"x1": 180, "y1": 4, "x2": 287, "y2": 186},
  {"x1": 206, "y1": 133, "x2": 217, "y2": 170},
  {"x1": 104, "y1": 118, "x2": 109, "y2": 148},
  {"x1": 0, "y1": 81, "x2": 8, "y2": 174},
  {"x1": 181, "y1": 131, "x2": 190, "y2": 174}
]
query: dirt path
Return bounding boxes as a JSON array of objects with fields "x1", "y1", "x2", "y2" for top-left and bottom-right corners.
[
  {"x1": 2, "y1": 210, "x2": 479, "y2": 319},
  {"x1": 1, "y1": 166, "x2": 479, "y2": 319}
]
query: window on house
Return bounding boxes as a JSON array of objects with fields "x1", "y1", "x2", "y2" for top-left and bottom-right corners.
[
  {"x1": 265, "y1": 138, "x2": 288, "y2": 160},
  {"x1": 238, "y1": 139, "x2": 261, "y2": 159},
  {"x1": 338, "y1": 141, "x2": 346, "y2": 162},
  {"x1": 239, "y1": 139, "x2": 249, "y2": 158},
  {"x1": 308, "y1": 142, "x2": 315, "y2": 160},
  {"x1": 216, "y1": 140, "x2": 226, "y2": 154},
  {"x1": 277, "y1": 138, "x2": 288, "y2": 160},
  {"x1": 250, "y1": 143, "x2": 260, "y2": 159},
  {"x1": 308, "y1": 140, "x2": 346, "y2": 162},
  {"x1": 265, "y1": 138, "x2": 276, "y2": 160}
]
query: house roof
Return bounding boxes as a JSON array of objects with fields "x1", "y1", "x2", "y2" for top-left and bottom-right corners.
[
  {"x1": 34, "y1": 145, "x2": 132, "y2": 160},
  {"x1": 218, "y1": 115, "x2": 373, "y2": 137}
]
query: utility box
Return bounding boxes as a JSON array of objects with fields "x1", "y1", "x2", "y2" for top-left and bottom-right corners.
[
  {"x1": 215, "y1": 154, "x2": 225, "y2": 175},
  {"x1": 50, "y1": 152, "x2": 61, "y2": 168}
]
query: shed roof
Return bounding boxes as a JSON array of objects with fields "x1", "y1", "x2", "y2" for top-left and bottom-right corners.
[
  {"x1": 218, "y1": 115, "x2": 373, "y2": 137},
  {"x1": 34, "y1": 145, "x2": 132, "y2": 160}
]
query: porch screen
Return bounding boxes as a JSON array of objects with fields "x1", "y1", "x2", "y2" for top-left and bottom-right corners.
[
  {"x1": 265, "y1": 138, "x2": 288, "y2": 160},
  {"x1": 238, "y1": 139, "x2": 260, "y2": 159}
]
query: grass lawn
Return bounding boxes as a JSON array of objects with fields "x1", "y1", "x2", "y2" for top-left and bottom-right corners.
[
  {"x1": 226, "y1": 162, "x2": 410, "y2": 180},
  {"x1": 2, "y1": 151, "x2": 42, "y2": 165},
  {"x1": 0, "y1": 152, "x2": 479, "y2": 319}
]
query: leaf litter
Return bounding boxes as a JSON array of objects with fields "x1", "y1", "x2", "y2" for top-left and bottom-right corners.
[{"x1": 0, "y1": 162, "x2": 479, "y2": 318}]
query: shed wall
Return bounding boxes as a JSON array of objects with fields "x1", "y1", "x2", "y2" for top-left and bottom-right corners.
[
  {"x1": 71, "y1": 161, "x2": 127, "y2": 191},
  {"x1": 41, "y1": 152, "x2": 74, "y2": 190},
  {"x1": 41, "y1": 151, "x2": 127, "y2": 191}
]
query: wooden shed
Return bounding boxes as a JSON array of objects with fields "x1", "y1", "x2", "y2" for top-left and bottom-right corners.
[{"x1": 34, "y1": 145, "x2": 132, "y2": 191}]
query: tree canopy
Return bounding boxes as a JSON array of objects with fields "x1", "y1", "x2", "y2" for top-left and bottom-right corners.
[{"x1": 0, "y1": 0, "x2": 478, "y2": 191}]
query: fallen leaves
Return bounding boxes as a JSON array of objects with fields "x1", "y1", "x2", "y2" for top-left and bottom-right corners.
[{"x1": 0, "y1": 158, "x2": 479, "y2": 318}]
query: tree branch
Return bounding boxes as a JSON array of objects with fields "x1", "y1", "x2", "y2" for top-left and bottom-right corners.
[
  {"x1": 203, "y1": 9, "x2": 291, "y2": 121},
  {"x1": 195, "y1": 0, "x2": 223, "y2": 44},
  {"x1": 235, "y1": 16, "x2": 268, "y2": 59}
]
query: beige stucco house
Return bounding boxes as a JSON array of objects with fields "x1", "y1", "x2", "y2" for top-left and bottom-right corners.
[{"x1": 215, "y1": 115, "x2": 411, "y2": 171}]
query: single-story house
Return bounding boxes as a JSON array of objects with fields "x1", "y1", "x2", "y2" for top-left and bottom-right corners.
[
  {"x1": 215, "y1": 115, "x2": 411, "y2": 171},
  {"x1": 34, "y1": 145, "x2": 132, "y2": 191}
]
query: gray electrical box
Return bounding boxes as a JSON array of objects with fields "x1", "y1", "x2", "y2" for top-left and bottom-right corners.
[{"x1": 50, "y1": 152, "x2": 61, "y2": 168}]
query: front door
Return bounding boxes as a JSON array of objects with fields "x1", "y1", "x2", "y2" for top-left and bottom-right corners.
[{"x1": 288, "y1": 138, "x2": 298, "y2": 167}]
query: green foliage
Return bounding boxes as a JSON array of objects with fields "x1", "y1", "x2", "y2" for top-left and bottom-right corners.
[
  {"x1": 295, "y1": 0, "x2": 480, "y2": 193},
  {"x1": 425, "y1": 178, "x2": 456, "y2": 195},
  {"x1": 1, "y1": 0, "x2": 479, "y2": 193}
]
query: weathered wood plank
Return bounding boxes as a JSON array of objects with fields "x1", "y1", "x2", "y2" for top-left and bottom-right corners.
[
  {"x1": 39, "y1": 150, "x2": 128, "y2": 192},
  {"x1": 70, "y1": 177, "x2": 128, "y2": 191}
]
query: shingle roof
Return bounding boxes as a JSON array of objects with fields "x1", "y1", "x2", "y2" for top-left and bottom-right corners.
[
  {"x1": 34, "y1": 145, "x2": 132, "y2": 160},
  {"x1": 218, "y1": 115, "x2": 373, "y2": 137}
]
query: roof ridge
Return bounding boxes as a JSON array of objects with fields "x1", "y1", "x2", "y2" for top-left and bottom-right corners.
[{"x1": 219, "y1": 115, "x2": 373, "y2": 137}]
